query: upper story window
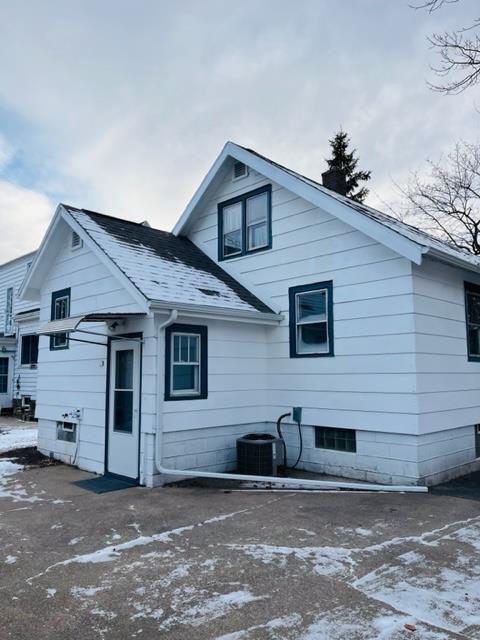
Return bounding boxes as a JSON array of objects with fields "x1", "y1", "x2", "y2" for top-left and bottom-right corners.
[
  {"x1": 50, "y1": 288, "x2": 71, "y2": 351},
  {"x1": 21, "y1": 334, "x2": 39, "y2": 366},
  {"x1": 4, "y1": 287, "x2": 13, "y2": 334},
  {"x1": 289, "y1": 281, "x2": 334, "y2": 358},
  {"x1": 165, "y1": 323, "x2": 208, "y2": 401},
  {"x1": 465, "y1": 281, "x2": 480, "y2": 361},
  {"x1": 218, "y1": 185, "x2": 272, "y2": 261}
]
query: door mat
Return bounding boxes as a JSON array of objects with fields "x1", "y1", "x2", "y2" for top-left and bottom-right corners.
[{"x1": 72, "y1": 476, "x2": 137, "y2": 494}]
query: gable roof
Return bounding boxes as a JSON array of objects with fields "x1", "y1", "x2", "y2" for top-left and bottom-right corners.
[
  {"x1": 174, "y1": 142, "x2": 480, "y2": 273},
  {"x1": 61, "y1": 206, "x2": 276, "y2": 318}
]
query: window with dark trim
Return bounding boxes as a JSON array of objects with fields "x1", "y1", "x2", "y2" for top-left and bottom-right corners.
[
  {"x1": 4, "y1": 287, "x2": 13, "y2": 334},
  {"x1": 289, "y1": 281, "x2": 334, "y2": 357},
  {"x1": 50, "y1": 288, "x2": 71, "y2": 350},
  {"x1": 465, "y1": 282, "x2": 480, "y2": 361},
  {"x1": 165, "y1": 323, "x2": 208, "y2": 401},
  {"x1": 0, "y1": 357, "x2": 8, "y2": 394},
  {"x1": 315, "y1": 426, "x2": 356, "y2": 452},
  {"x1": 21, "y1": 334, "x2": 39, "y2": 365},
  {"x1": 218, "y1": 184, "x2": 272, "y2": 261}
]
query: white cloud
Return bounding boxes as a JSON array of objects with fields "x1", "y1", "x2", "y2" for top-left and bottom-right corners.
[
  {"x1": 0, "y1": 0, "x2": 478, "y2": 256},
  {"x1": 0, "y1": 180, "x2": 52, "y2": 263}
]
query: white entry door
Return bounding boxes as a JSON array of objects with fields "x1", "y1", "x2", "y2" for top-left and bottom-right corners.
[{"x1": 107, "y1": 339, "x2": 141, "y2": 480}]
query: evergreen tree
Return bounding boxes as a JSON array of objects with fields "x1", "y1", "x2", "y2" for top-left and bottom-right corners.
[{"x1": 326, "y1": 129, "x2": 371, "y2": 202}]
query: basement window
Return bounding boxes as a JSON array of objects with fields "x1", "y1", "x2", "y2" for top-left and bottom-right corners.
[
  {"x1": 56, "y1": 421, "x2": 77, "y2": 443},
  {"x1": 218, "y1": 185, "x2": 272, "y2": 260},
  {"x1": 315, "y1": 426, "x2": 356, "y2": 453},
  {"x1": 165, "y1": 323, "x2": 208, "y2": 401}
]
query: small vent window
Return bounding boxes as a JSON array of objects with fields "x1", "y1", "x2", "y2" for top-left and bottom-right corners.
[
  {"x1": 71, "y1": 231, "x2": 82, "y2": 249},
  {"x1": 233, "y1": 161, "x2": 248, "y2": 181}
]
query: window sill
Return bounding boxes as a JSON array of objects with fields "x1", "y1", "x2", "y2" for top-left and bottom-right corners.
[{"x1": 164, "y1": 393, "x2": 207, "y2": 402}]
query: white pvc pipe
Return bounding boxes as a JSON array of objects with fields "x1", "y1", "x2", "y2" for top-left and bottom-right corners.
[{"x1": 154, "y1": 312, "x2": 427, "y2": 494}]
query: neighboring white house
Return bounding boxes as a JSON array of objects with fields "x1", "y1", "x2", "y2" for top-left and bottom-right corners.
[
  {"x1": 0, "y1": 251, "x2": 39, "y2": 413},
  {"x1": 19, "y1": 142, "x2": 480, "y2": 486}
]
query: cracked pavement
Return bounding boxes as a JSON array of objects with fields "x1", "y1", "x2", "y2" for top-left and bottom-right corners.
[{"x1": 1, "y1": 462, "x2": 480, "y2": 639}]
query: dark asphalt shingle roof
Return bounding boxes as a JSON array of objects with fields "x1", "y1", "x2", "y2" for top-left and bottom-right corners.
[{"x1": 64, "y1": 206, "x2": 275, "y2": 315}]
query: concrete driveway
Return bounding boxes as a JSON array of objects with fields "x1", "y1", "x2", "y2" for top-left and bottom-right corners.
[{"x1": 1, "y1": 460, "x2": 480, "y2": 640}]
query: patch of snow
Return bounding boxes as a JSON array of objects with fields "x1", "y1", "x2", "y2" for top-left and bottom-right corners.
[
  {"x1": 71, "y1": 586, "x2": 105, "y2": 597},
  {"x1": 90, "y1": 608, "x2": 117, "y2": 620},
  {"x1": 296, "y1": 528, "x2": 316, "y2": 536},
  {"x1": 355, "y1": 527, "x2": 373, "y2": 536},
  {"x1": 5, "y1": 555, "x2": 17, "y2": 564},
  {"x1": 159, "y1": 589, "x2": 262, "y2": 631},
  {"x1": 0, "y1": 427, "x2": 37, "y2": 453},
  {"x1": 68, "y1": 537, "x2": 84, "y2": 546},
  {"x1": 227, "y1": 543, "x2": 355, "y2": 577},
  {"x1": 0, "y1": 459, "x2": 40, "y2": 502},
  {"x1": 46, "y1": 588, "x2": 57, "y2": 598},
  {"x1": 215, "y1": 613, "x2": 303, "y2": 640}
]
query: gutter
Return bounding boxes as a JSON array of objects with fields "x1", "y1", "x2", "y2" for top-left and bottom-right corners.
[
  {"x1": 422, "y1": 246, "x2": 480, "y2": 274},
  {"x1": 149, "y1": 300, "x2": 283, "y2": 325},
  {"x1": 153, "y1": 309, "x2": 427, "y2": 493}
]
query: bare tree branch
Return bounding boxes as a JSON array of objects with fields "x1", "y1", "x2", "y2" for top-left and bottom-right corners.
[
  {"x1": 412, "y1": 0, "x2": 480, "y2": 94},
  {"x1": 398, "y1": 142, "x2": 480, "y2": 254},
  {"x1": 410, "y1": 0, "x2": 459, "y2": 13}
]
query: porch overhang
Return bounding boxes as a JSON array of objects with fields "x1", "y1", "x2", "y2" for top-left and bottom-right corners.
[{"x1": 37, "y1": 313, "x2": 146, "y2": 336}]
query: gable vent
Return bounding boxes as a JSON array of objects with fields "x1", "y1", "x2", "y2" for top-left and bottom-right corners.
[
  {"x1": 71, "y1": 231, "x2": 82, "y2": 249},
  {"x1": 233, "y1": 160, "x2": 248, "y2": 181}
]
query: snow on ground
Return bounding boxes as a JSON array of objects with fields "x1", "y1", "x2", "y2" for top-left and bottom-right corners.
[{"x1": 0, "y1": 426, "x2": 38, "y2": 453}]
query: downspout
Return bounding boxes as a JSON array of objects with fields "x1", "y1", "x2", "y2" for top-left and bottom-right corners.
[{"x1": 154, "y1": 312, "x2": 426, "y2": 493}]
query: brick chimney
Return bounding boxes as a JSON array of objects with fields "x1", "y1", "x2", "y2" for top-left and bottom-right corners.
[{"x1": 321, "y1": 167, "x2": 347, "y2": 197}]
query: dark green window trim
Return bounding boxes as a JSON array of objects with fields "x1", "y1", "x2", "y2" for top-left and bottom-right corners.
[
  {"x1": 49, "y1": 288, "x2": 71, "y2": 351},
  {"x1": 165, "y1": 323, "x2": 208, "y2": 401},
  {"x1": 464, "y1": 281, "x2": 480, "y2": 362},
  {"x1": 0, "y1": 357, "x2": 8, "y2": 394},
  {"x1": 475, "y1": 425, "x2": 480, "y2": 458},
  {"x1": 315, "y1": 426, "x2": 356, "y2": 453},
  {"x1": 289, "y1": 280, "x2": 334, "y2": 358},
  {"x1": 218, "y1": 184, "x2": 272, "y2": 261}
]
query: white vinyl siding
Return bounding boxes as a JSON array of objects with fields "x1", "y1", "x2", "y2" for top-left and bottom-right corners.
[{"x1": 187, "y1": 167, "x2": 418, "y2": 436}]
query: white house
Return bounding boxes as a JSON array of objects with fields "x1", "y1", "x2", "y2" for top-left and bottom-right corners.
[
  {"x1": 0, "y1": 251, "x2": 39, "y2": 414},
  {"x1": 19, "y1": 142, "x2": 480, "y2": 486}
]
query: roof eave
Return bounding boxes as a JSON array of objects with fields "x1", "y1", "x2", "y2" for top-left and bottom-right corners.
[
  {"x1": 422, "y1": 247, "x2": 480, "y2": 274},
  {"x1": 173, "y1": 143, "x2": 425, "y2": 265},
  {"x1": 149, "y1": 299, "x2": 283, "y2": 324}
]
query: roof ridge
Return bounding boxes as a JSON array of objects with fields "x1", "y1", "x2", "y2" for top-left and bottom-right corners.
[
  {"x1": 62, "y1": 204, "x2": 172, "y2": 235},
  {"x1": 234, "y1": 144, "x2": 477, "y2": 262}
]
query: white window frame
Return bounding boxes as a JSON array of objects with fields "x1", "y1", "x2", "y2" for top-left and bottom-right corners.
[
  {"x1": 295, "y1": 288, "x2": 329, "y2": 355},
  {"x1": 170, "y1": 332, "x2": 201, "y2": 397},
  {"x1": 52, "y1": 294, "x2": 70, "y2": 348}
]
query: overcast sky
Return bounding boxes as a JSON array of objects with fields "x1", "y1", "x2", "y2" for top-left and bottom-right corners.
[{"x1": 0, "y1": 0, "x2": 478, "y2": 262}]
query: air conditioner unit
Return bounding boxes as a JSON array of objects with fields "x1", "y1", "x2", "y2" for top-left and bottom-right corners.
[{"x1": 236, "y1": 433, "x2": 282, "y2": 476}]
